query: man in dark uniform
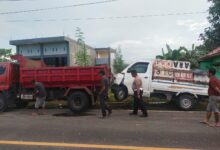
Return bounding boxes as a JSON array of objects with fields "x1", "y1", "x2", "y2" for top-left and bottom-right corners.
[
  {"x1": 130, "y1": 70, "x2": 148, "y2": 117},
  {"x1": 98, "y1": 70, "x2": 112, "y2": 118}
]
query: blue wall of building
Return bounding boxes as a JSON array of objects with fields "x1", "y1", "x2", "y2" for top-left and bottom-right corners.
[
  {"x1": 43, "y1": 43, "x2": 68, "y2": 56},
  {"x1": 17, "y1": 42, "x2": 69, "y2": 66},
  {"x1": 18, "y1": 44, "x2": 41, "y2": 56}
]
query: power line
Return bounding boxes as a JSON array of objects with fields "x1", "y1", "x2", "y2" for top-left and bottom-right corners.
[
  {"x1": 0, "y1": 0, "x2": 118, "y2": 15},
  {"x1": 0, "y1": 0, "x2": 35, "y2": 1},
  {"x1": 3, "y1": 11, "x2": 207, "y2": 23}
]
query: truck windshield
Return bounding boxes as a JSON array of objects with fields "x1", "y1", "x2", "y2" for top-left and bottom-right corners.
[
  {"x1": 128, "y1": 62, "x2": 149, "y2": 73},
  {"x1": 0, "y1": 66, "x2": 6, "y2": 75}
]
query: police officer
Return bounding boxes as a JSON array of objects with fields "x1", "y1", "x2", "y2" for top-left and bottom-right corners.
[{"x1": 130, "y1": 70, "x2": 148, "y2": 117}]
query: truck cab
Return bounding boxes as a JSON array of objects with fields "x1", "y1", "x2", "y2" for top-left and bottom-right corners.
[
  {"x1": 0, "y1": 62, "x2": 19, "y2": 91},
  {"x1": 113, "y1": 60, "x2": 153, "y2": 98},
  {"x1": 0, "y1": 62, "x2": 19, "y2": 111}
]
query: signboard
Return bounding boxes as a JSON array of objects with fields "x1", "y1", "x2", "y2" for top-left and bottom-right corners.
[
  {"x1": 173, "y1": 61, "x2": 190, "y2": 70},
  {"x1": 174, "y1": 70, "x2": 194, "y2": 82},
  {"x1": 153, "y1": 69, "x2": 173, "y2": 80},
  {"x1": 153, "y1": 60, "x2": 192, "y2": 82},
  {"x1": 153, "y1": 60, "x2": 173, "y2": 70},
  {"x1": 154, "y1": 60, "x2": 191, "y2": 70}
]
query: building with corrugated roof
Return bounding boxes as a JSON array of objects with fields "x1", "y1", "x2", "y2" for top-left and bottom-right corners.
[{"x1": 199, "y1": 47, "x2": 220, "y2": 78}]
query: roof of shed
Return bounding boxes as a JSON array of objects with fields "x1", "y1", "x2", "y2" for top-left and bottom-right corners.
[{"x1": 200, "y1": 47, "x2": 220, "y2": 61}]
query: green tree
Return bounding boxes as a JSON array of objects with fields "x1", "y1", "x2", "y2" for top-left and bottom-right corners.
[
  {"x1": 0, "y1": 49, "x2": 12, "y2": 62},
  {"x1": 75, "y1": 27, "x2": 89, "y2": 66},
  {"x1": 156, "y1": 44, "x2": 203, "y2": 69},
  {"x1": 156, "y1": 44, "x2": 183, "y2": 60},
  {"x1": 199, "y1": 0, "x2": 220, "y2": 51},
  {"x1": 177, "y1": 44, "x2": 202, "y2": 69},
  {"x1": 113, "y1": 46, "x2": 127, "y2": 73}
]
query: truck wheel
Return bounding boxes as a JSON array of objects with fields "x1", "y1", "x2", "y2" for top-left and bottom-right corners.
[
  {"x1": 178, "y1": 94, "x2": 196, "y2": 111},
  {"x1": 111, "y1": 84, "x2": 118, "y2": 93},
  {"x1": 68, "y1": 91, "x2": 89, "y2": 113},
  {"x1": 114, "y1": 86, "x2": 128, "y2": 101},
  {"x1": 0, "y1": 93, "x2": 7, "y2": 112}
]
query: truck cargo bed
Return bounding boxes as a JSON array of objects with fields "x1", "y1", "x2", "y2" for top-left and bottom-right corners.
[{"x1": 20, "y1": 65, "x2": 109, "y2": 88}]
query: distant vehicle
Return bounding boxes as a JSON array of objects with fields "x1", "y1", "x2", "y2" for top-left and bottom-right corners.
[
  {"x1": 111, "y1": 59, "x2": 209, "y2": 110},
  {"x1": 0, "y1": 55, "x2": 110, "y2": 113}
]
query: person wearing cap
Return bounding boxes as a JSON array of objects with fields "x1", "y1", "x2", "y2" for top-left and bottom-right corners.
[
  {"x1": 98, "y1": 70, "x2": 112, "y2": 118},
  {"x1": 130, "y1": 70, "x2": 148, "y2": 117},
  {"x1": 201, "y1": 68, "x2": 220, "y2": 127}
]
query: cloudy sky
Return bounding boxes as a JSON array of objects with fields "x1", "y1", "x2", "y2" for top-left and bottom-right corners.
[{"x1": 0, "y1": 0, "x2": 210, "y2": 62}]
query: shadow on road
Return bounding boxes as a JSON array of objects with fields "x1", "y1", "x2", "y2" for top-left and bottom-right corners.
[{"x1": 53, "y1": 111, "x2": 96, "y2": 117}]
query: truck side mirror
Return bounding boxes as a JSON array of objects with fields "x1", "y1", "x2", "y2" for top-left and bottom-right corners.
[{"x1": 127, "y1": 68, "x2": 131, "y2": 73}]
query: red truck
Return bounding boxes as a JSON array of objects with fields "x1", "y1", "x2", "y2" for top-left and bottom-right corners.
[{"x1": 0, "y1": 56, "x2": 110, "y2": 113}]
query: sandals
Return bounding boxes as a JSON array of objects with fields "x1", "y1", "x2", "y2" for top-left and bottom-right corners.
[
  {"x1": 208, "y1": 124, "x2": 220, "y2": 127},
  {"x1": 215, "y1": 124, "x2": 220, "y2": 127},
  {"x1": 200, "y1": 121, "x2": 209, "y2": 125}
]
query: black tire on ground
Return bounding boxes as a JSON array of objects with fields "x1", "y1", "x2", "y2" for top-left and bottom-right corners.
[
  {"x1": 178, "y1": 94, "x2": 197, "y2": 111},
  {"x1": 68, "y1": 91, "x2": 89, "y2": 113},
  {"x1": 111, "y1": 84, "x2": 118, "y2": 93},
  {"x1": 0, "y1": 93, "x2": 7, "y2": 112},
  {"x1": 16, "y1": 101, "x2": 29, "y2": 108},
  {"x1": 114, "y1": 85, "x2": 128, "y2": 101}
]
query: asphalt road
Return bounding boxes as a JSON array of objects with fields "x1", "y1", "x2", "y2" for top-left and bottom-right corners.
[{"x1": 0, "y1": 109, "x2": 219, "y2": 150}]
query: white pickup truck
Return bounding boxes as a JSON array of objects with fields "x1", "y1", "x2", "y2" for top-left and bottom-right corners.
[{"x1": 111, "y1": 59, "x2": 209, "y2": 110}]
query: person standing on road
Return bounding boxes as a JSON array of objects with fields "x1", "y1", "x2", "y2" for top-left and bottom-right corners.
[
  {"x1": 130, "y1": 70, "x2": 148, "y2": 117},
  {"x1": 98, "y1": 70, "x2": 112, "y2": 118},
  {"x1": 201, "y1": 68, "x2": 220, "y2": 127},
  {"x1": 32, "y1": 80, "x2": 47, "y2": 116}
]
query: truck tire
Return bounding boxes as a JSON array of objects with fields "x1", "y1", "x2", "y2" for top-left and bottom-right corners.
[
  {"x1": 0, "y1": 93, "x2": 7, "y2": 112},
  {"x1": 111, "y1": 84, "x2": 118, "y2": 93},
  {"x1": 68, "y1": 91, "x2": 89, "y2": 113},
  {"x1": 114, "y1": 85, "x2": 128, "y2": 101},
  {"x1": 178, "y1": 94, "x2": 197, "y2": 111}
]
